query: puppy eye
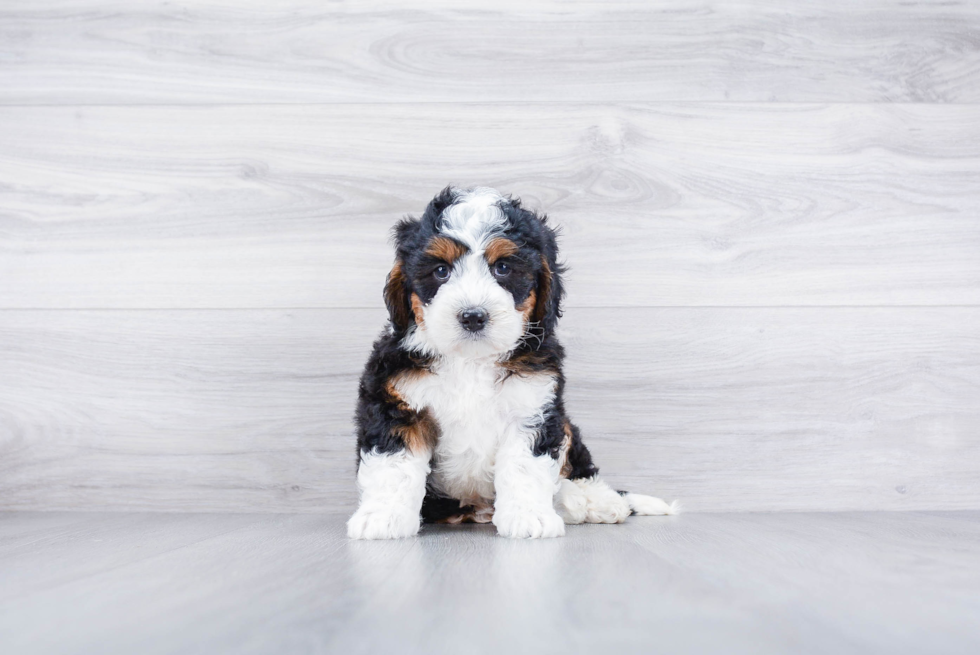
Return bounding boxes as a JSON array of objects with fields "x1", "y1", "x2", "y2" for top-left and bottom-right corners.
[
  {"x1": 492, "y1": 262, "x2": 511, "y2": 278},
  {"x1": 433, "y1": 265, "x2": 451, "y2": 281}
]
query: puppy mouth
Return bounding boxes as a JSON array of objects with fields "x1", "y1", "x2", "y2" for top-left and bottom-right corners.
[
  {"x1": 453, "y1": 320, "x2": 511, "y2": 353},
  {"x1": 457, "y1": 324, "x2": 491, "y2": 341}
]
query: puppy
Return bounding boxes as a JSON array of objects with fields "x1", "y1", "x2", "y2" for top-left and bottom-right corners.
[{"x1": 348, "y1": 187, "x2": 675, "y2": 539}]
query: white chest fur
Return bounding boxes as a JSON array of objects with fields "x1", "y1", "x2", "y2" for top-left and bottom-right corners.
[{"x1": 393, "y1": 357, "x2": 557, "y2": 503}]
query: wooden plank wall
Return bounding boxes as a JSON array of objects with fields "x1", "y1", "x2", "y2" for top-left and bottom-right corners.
[{"x1": 1, "y1": 1, "x2": 978, "y2": 512}]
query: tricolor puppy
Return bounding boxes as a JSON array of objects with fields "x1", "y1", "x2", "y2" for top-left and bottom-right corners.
[{"x1": 348, "y1": 187, "x2": 676, "y2": 539}]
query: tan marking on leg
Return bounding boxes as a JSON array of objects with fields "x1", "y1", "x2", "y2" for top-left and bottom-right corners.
[
  {"x1": 559, "y1": 421, "x2": 574, "y2": 479},
  {"x1": 384, "y1": 371, "x2": 439, "y2": 454},
  {"x1": 390, "y1": 407, "x2": 439, "y2": 455}
]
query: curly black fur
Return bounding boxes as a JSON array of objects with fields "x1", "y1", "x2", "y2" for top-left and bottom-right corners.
[{"x1": 353, "y1": 330, "x2": 432, "y2": 457}]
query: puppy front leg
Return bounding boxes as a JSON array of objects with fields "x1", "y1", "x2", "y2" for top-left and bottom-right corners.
[
  {"x1": 492, "y1": 431, "x2": 565, "y2": 539},
  {"x1": 347, "y1": 448, "x2": 430, "y2": 540}
]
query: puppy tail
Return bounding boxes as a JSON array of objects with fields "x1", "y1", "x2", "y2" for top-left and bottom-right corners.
[{"x1": 618, "y1": 491, "x2": 680, "y2": 516}]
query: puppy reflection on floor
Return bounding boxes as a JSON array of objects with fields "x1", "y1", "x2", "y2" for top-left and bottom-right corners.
[{"x1": 348, "y1": 187, "x2": 676, "y2": 540}]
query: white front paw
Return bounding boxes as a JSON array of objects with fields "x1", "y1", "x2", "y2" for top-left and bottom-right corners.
[
  {"x1": 347, "y1": 506, "x2": 421, "y2": 540},
  {"x1": 493, "y1": 507, "x2": 566, "y2": 539}
]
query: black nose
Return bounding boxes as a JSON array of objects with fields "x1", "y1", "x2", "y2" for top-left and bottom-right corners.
[{"x1": 458, "y1": 308, "x2": 488, "y2": 332}]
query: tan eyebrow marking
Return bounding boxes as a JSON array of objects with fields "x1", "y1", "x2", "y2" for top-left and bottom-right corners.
[
  {"x1": 484, "y1": 237, "x2": 519, "y2": 264},
  {"x1": 424, "y1": 236, "x2": 469, "y2": 263}
]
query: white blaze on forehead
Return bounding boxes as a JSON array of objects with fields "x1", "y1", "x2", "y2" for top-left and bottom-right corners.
[{"x1": 439, "y1": 187, "x2": 508, "y2": 251}]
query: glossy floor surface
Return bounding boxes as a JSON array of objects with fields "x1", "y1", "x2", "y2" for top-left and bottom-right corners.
[{"x1": 2, "y1": 511, "x2": 978, "y2": 654}]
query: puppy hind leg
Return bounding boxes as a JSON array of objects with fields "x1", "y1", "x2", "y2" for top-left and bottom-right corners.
[{"x1": 573, "y1": 477, "x2": 632, "y2": 524}]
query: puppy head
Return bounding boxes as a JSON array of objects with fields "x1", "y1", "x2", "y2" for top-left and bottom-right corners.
[{"x1": 385, "y1": 186, "x2": 564, "y2": 359}]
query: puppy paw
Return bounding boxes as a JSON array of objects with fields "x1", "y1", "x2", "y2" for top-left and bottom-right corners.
[
  {"x1": 493, "y1": 507, "x2": 566, "y2": 539},
  {"x1": 347, "y1": 506, "x2": 421, "y2": 540}
]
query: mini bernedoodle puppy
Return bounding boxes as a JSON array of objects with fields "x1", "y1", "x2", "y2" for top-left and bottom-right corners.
[{"x1": 348, "y1": 187, "x2": 677, "y2": 539}]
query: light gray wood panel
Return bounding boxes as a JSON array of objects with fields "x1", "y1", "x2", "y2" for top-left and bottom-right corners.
[
  {"x1": 0, "y1": 308, "x2": 379, "y2": 513},
  {"x1": 2, "y1": 0, "x2": 979, "y2": 104},
  {"x1": 1, "y1": 512, "x2": 978, "y2": 654},
  {"x1": 1, "y1": 307, "x2": 977, "y2": 512},
  {"x1": 562, "y1": 307, "x2": 980, "y2": 511},
  {"x1": 3, "y1": 104, "x2": 979, "y2": 308}
]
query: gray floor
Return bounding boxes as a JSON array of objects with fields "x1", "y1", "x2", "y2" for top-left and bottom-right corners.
[{"x1": 2, "y1": 512, "x2": 978, "y2": 655}]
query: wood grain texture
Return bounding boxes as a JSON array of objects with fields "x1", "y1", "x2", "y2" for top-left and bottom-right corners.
[
  {"x1": 2, "y1": 104, "x2": 979, "y2": 308},
  {"x1": 2, "y1": 0, "x2": 978, "y2": 517},
  {"x1": 1, "y1": 511, "x2": 978, "y2": 654},
  {"x1": 2, "y1": 0, "x2": 979, "y2": 104},
  {"x1": 1, "y1": 307, "x2": 977, "y2": 513},
  {"x1": 0, "y1": 309, "x2": 373, "y2": 513}
]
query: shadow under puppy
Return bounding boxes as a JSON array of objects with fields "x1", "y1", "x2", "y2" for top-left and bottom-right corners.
[{"x1": 349, "y1": 187, "x2": 676, "y2": 539}]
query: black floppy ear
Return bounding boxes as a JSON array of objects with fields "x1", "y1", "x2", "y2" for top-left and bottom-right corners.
[
  {"x1": 532, "y1": 219, "x2": 566, "y2": 336},
  {"x1": 384, "y1": 218, "x2": 421, "y2": 331}
]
